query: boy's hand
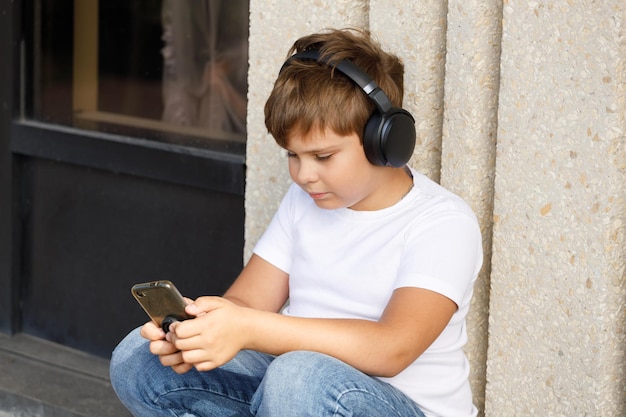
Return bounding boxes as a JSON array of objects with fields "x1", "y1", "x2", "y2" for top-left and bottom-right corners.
[
  {"x1": 168, "y1": 296, "x2": 249, "y2": 372},
  {"x1": 140, "y1": 320, "x2": 194, "y2": 374}
]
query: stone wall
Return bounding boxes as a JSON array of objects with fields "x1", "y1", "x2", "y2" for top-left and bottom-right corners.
[{"x1": 245, "y1": 1, "x2": 626, "y2": 415}]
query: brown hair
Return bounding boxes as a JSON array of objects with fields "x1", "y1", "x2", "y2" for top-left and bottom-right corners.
[{"x1": 264, "y1": 28, "x2": 405, "y2": 148}]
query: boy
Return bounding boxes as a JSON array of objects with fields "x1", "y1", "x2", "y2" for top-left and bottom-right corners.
[{"x1": 110, "y1": 28, "x2": 482, "y2": 417}]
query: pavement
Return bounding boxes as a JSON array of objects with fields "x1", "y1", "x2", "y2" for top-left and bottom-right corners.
[{"x1": 0, "y1": 332, "x2": 131, "y2": 417}]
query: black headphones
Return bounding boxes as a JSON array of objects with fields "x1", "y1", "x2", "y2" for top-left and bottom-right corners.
[{"x1": 280, "y1": 49, "x2": 416, "y2": 167}]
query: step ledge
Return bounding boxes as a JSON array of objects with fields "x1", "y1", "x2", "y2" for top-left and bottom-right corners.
[
  {"x1": 0, "y1": 333, "x2": 131, "y2": 417},
  {"x1": 0, "y1": 390, "x2": 83, "y2": 417}
]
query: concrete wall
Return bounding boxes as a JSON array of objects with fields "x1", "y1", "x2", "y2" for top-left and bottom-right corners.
[{"x1": 245, "y1": 1, "x2": 626, "y2": 415}]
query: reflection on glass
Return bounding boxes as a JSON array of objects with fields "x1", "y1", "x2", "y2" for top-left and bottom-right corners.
[
  {"x1": 33, "y1": 0, "x2": 249, "y2": 149},
  {"x1": 161, "y1": 0, "x2": 248, "y2": 134}
]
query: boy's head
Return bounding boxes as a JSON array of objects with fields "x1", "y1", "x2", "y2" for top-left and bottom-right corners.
[{"x1": 264, "y1": 28, "x2": 414, "y2": 167}]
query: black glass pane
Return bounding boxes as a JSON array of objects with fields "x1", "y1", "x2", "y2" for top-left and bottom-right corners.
[{"x1": 31, "y1": 0, "x2": 249, "y2": 152}]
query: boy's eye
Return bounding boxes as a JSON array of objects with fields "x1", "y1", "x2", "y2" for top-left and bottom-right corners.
[{"x1": 285, "y1": 152, "x2": 331, "y2": 161}]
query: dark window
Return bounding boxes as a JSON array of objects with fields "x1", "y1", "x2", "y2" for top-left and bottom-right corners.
[{"x1": 31, "y1": 0, "x2": 249, "y2": 153}]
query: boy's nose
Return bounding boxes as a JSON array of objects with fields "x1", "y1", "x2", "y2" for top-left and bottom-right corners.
[{"x1": 296, "y1": 160, "x2": 319, "y2": 184}]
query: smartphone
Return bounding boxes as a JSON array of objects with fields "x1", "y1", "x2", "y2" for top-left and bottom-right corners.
[{"x1": 131, "y1": 280, "x2": 193, "y2": 332}]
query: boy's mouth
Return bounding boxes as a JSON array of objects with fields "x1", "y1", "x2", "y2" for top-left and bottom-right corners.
[{"x1": 308, "y1": 192, "x2": 328, "y2": 200}]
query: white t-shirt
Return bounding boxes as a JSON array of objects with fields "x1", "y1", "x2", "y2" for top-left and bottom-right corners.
[{"x1": 253, "y1": 167, "x2": 482, "y2": 417}]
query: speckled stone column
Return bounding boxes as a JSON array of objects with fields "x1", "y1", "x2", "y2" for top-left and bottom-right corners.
[
  {"x1": 245, "y1": 0, "x2": 369, "y2": 259},
  {"x1": 245, "y1": 1, "x2": 626, "y2": 415},
  {"x1": 440, "y1": 2, "x2": 503, "y2": 415},
  {"x1": 485, "y1": 2, "x2": 626, "y2": 416},
  {"x1": 370, "y1": 0, "x2": 448, "y2": 182}
]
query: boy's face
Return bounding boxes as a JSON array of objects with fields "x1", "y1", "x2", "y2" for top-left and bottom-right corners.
[{"x1": 285, "y1": 127, "x2": 385, "y2": 211}]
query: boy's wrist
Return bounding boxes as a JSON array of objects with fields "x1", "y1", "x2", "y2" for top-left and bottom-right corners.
[{"x1": 237, "y1": 306, "x2": 260, "y2": 350}]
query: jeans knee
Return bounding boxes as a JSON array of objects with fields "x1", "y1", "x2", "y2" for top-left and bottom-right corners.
[
  {"x1": 255, "y1": 352, "x2": 425, "y2": 417},
  {"x1": 109, "y1": 328, "x2": 153, "y2": 397},
  {"x1": 251, "y1": 351, "x2": 344, "y2": 415},
  {"x1": 264, "y1": 351, "x2": 331, "y2": 389}
]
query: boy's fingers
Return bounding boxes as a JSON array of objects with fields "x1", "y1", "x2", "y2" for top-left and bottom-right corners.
[
  {"x1": 140, "y1": 321, "x2": 165, "y2": 341},
  {"x1": 186, "y1": 296, "x2": 225, "y2": 316},
  {"x1": 158, "y1": 350, "x2": 184, "y2": 367},
  {"x1": 171, "y1": 362, "x2": 194, "y2": 374},
  {"x1": 149, "y1": 339, "x2": 179, "y2": 356}
]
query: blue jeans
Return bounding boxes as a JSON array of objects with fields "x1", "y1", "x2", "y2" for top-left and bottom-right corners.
[{"x1": 110, "y1": 328, "x2": 426, "y2": 417}]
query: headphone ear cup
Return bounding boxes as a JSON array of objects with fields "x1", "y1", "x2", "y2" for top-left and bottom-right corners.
[
  {"x1": 363, "y1": 112, "x2": 387, "y2": 166},
  {"x1": 363, "y1": 108, "x2": 416, "y2": 167}
]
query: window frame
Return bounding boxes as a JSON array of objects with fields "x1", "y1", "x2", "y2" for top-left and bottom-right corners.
[{"x1": 12, "y1": 0, "x2": 247, "y2": 195}]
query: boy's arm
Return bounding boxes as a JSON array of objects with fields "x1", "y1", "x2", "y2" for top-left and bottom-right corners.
[
  {"x1": 172, "y1": 284, "x2": 456, "y2": 378},
  {"x1": 243, "y1": 286, "x2": 456, "y2": 377},
  {"x1": 221, "y1": 254, "x2": 290, "y2": 312}
]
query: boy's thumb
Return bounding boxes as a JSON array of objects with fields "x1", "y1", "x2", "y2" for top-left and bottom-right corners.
[{"x1": 186, "y1": 296, "x2": 222, "y2": 315}]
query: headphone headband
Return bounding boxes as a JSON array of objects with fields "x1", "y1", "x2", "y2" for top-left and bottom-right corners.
[{"x1": 281, "y1": 50, "x2": 392, "y2": 113}]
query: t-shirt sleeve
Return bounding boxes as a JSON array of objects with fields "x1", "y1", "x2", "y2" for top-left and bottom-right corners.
[
  {"x1": 395, "y1": 211, "x2": 483, "y2": 307},
  {"x1": 252, "y1": 184, "x2": 298, "y2": 274}
]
